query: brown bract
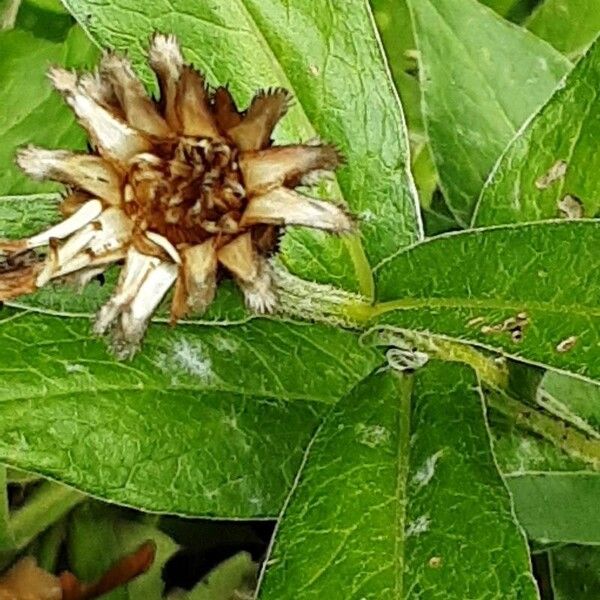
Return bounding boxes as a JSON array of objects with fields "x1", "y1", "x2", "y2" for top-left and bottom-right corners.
[{"x1": 0, "y1": 34, "x2": 352, "y2": 358}]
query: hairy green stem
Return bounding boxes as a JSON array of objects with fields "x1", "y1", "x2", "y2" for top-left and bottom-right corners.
[{"x1": 486, "y1": 390, "x2": 600, "y2": 470}]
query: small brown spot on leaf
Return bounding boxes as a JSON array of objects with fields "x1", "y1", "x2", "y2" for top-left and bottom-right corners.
[
  {"x1": 481, "y1": 312, "x2": 529, "y2": 343},
  {"x1": 558, "y1": 195, "x2": 584, "y2": 219},
  {"x1": 535, "y1": 160, "x2": 567, "y2": 189},
  {"x1": 467, "y1": 316, "x2": 485, "y2": 327},
  {"x1": 428, "y1": 556, "x2": 443, "y2": 569},
  {"x1": 556, "y1": 336, "x2": 577, "y2": 353}
]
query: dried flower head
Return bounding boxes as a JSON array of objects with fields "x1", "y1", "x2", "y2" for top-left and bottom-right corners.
[{"x1": 0, "y1": 34, "x2": 352, "y2": 358}]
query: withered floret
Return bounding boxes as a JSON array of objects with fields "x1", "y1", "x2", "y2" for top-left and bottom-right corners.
[{"x1": 0, "y1": 34, "x2": 352, "y2": 358}]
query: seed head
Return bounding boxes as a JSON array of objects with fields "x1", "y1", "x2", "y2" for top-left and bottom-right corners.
[{"x1": 0, "y1": 34, "x2": 352, "y2": 358}]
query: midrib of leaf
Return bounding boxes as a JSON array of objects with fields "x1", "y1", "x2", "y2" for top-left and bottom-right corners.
[
  {"x1": 1, "y1": 385, "x2": 331, "y2": 406},
  {"x1": 346, "y1": 296, "x2": 600, "y2": 321},
  {"x1": 394, "y1": 372, "x2": 411, "y2": 596}
]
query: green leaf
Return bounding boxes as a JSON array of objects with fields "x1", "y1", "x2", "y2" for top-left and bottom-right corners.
[
  {"x1": 0, "y1": 26, "x2": 98, "y2": 195},
  {"x1": 550, "y1": 545, "x2": 600, "y2": 600},
  {"x1": 68, "y1": 502, "x2": 179, "y2": 600},
  {"x1": 0, "y1": 308, "x2": 381, "y2": 516},
  {"x1": 258, "y1": 364, "x2": 537, "y2": 599},
  {"x1": 527, "y1": 0, "x2": 600, "y2": 59},
  {"x1": 407, "y1": 0, "x2": 570, "y2": 224},
  {"x1": 367, "y1": 221, "x2": 600, "y2": 383},
  {"x1": 63, "y1": 0, "x2": 422, "y2": 293},
  {"x1": 479, "y1": 0, "x2": 518, "y2": 16},
  {"x1": 371, "y1": 0, "x2": 423, "y2": 135},
  {"x1": 541, "y1": 371, "x2": 600, "y2": 434},
  {"x1": 0, "y1": 468, "x2": 11, "y2": 550},
  {"x1": 185, "y1": 552, "x2": 256, "y2": 600},
  {"x1": 507, "y1": 473, "x2": 600, "y2": 544},
  {"x1": 474, "y1": 38, "x2": 600, "y2": 226},
  {"x1": 491, "y1": 412, "x2": 590, "y2": 474},
  {"x1": 489, "y1": 376, "x2": 600, "y2": 545}
]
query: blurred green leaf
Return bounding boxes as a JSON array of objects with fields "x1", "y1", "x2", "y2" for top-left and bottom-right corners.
[
  {"x1": 507, "y1": 473, "x2": 600, "y2": 544},
  {"x1": 550, "y1": 545, "x2": 600, "y2": 600},
  {"x1": 184, "y1": 552, "x2": 256, "y2": 600},
  {"x1": 407, "y1": 0, "x2": 570, "y2": 224},
  {"x1": 0, "y1": 469, "x2": 10, "y2": 550},
  {"x1": 527, "y1": 0, "x2": 600, "y2": 59},
  {"x1": 0, "y1": 0, "x2": 19, "y2": 29},
  {"x1": 541, "y1": 371, "x2": 600, "y2": 434}
]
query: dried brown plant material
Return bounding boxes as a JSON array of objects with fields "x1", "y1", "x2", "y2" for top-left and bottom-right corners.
[
  {"x1": 0, "y1": 557, "x2": 62, "y2": 600},
  {"x1": 0, "y1": 541, "x2": 155, "y2": 600},
  {"x1": 0, "y1": 34, "x2": 352, "y2": 358},
  {"x1": 558, "y1": 194, "x2": 584, "y2": 219},
  {"x1": 480, "y1": 312, "x2": 529, "y2": 343},
  {"x1": 535, "y1": 159, "x2": 567, "y2": 190}
]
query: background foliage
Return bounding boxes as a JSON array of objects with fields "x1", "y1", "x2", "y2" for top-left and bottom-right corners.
[{"x1": 0, "y1": 0, "x2": 598, "y2": 598}]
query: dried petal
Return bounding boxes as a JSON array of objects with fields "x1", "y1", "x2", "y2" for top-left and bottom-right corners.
[
  {"x1": 35, "y1": 207, "x2": 131, "y2": 286},
  {"x1": 17, "y1": 147, "x2": 123, "y2": 205},
  {"x1": 79, "y1": 69, "x2": 120, "y2": 112},
  {"x1": 0, "y1": 199, "x2": 102, "y2": 253},
  {"x1": 94, "y1": 247, "x2": 161, "y2": 335},
  {"x1": 0, "y1": 557, "x2": 61, "y2": 600},
  {"x1": 213, "y1": 86, "x2": 242, "y2": 131},
  {"x1": 241, "y1": 187, "x2": 353, "y2": 232},
  {"x1": 145, "y1": 231, "x2": 182, "y2": 264},
  {"x1": 217, "y1": 232, "x2": 276, "y2": 312},
  {"x1": 101, "y1": 53, "x2": 171, "y2": 137},
  {"x1": 175, "y1": 68, "x2": 220, "y2": 138},
  {"x1": 227, "y1": 88, "x2": 292, "y2": 151},
  {"x1": 0, "y1": 261, "x2": 40, "y2": 301},
  {"x1": 239, "y1": 144, "x2": 342, "y2": 194},
  {"x1": 171, "y1": 240, "x2": 217, "y2": 320},
  {"x1": 116, "y1": 261, "x2": 178, "y2": 358},
  {"x1": 148, "y1": 33, "x2": 184, "y2": 131},
  {"x1": 49, "y1": 67, "x2": 152, "y2": 161}
]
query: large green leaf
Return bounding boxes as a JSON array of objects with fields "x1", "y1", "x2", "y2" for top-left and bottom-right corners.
[
  {"x1": 257, "y1": 364, "x2": 537, "y2": 599},
  {"x1": 365, "y1": 221, "x2": 600, "y2": 383},
  {"x1": 407, "y1": 0, "x2": 570, "y2": 224},
  {"x1": 527, "y1": 0, "x2": 600, "y2": 59},
  {"x1": 0, "y1": 309, "x2": 380, "y2": 516},
  {"x1": 63, "y1": 0, "x2": 422, "y2": 293},
  {"x1": 474, "y1": 38, "x2": 600, "y2": 226},
  {"x1": 0, "y1": 25, "x2": 97, "y2": 195}
]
